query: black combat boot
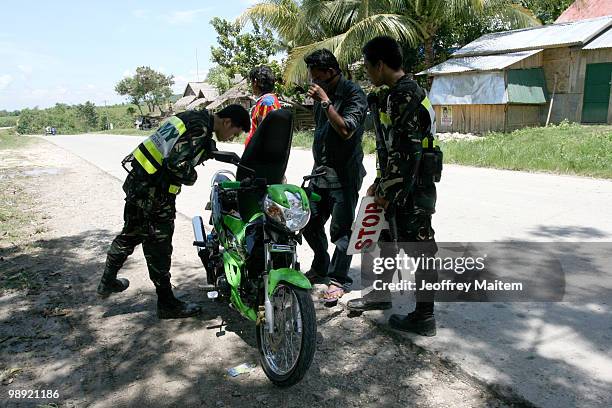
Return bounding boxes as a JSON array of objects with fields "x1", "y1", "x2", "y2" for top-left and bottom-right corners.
[
  {"x1": 156, "y1": 285, "x2": 202, "y2": 319},
  {"x1": 347, "y1": 290, "x2": 392, "y2": 312},
  {"x1": 388, "y1": 302, "x2": 436, "y2": 336},
  {"x1": 97, "y1": 272, "x2": 130, "y2": 297}
]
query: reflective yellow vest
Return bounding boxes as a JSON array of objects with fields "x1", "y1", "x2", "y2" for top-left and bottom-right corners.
[{"x1": 132, "y1": 116, "x2": 187, "y2": 195}]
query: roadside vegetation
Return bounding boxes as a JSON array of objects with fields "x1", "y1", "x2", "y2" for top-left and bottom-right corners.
[
  {"x1": 0, "y1": 129, "x2": 43, "y2": 293},
  {"x1": 0, "y1": 129, "x2": 39, "y2": 239},
  {"x1": 268, "y1": 124, "x2": 612, "y2": 179},
  {"x1": 442, "y1": 122, "x2": 612, "y2": 178}
]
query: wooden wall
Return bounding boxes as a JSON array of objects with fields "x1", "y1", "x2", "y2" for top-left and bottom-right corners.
[
  {"x1": 506, "y1": 105, "x2": 542, "y2": 131},
  {"x1": 434, "y1": 104, "x2": 506, "y2": 134},
  {"x1": 431, "y1": 46, "x2": 612, "y2": 132}
]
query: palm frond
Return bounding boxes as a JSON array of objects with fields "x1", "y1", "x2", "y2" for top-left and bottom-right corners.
[{"x1": 284, "y1": 13, "x2": 423, "y2": 84}]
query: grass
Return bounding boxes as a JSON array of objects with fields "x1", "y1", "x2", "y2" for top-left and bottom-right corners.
[
  {"x1": 0, "y1": 128, "x2": 44, "y2": 292},
  {"x1": 0, "y1": 115, "x2": 18, "y2": 127},
  {"x1": 441, "y1": 122, "x2": 612, "y2": 178},
  {"x1": 91, "y1": 123, "x2": 612, "y2": 179},
  {"x1": 291, "y1": 130, "x2": 377, "y2": 153},
  {"x1": 0, "y1": 128, "x2": 35, "y2": 149},
  {"x1": 0, "y1": 129, "x2": 38, "y2": 243}
]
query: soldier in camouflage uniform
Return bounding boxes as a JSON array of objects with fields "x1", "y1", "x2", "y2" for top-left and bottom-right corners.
[
  {"x1": 348, "y1": 36, "x2": 441, "y2": 336},
  {"x1": 97, "y1": 105, "x2": 250, "y2": 319}
]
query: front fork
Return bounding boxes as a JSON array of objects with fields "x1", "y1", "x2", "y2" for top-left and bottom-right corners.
[{"x1": 262, "y1": 242, "x2": 298, "y2": 333}]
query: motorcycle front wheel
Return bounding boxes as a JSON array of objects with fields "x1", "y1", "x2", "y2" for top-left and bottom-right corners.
[{"x1": 256, "y1": 284, "x2": 316, "y2": 387}]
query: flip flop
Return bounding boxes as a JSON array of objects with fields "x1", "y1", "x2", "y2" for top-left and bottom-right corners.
[{"x1": 321, "y1": 285, "x2": 345, "y2": 304}]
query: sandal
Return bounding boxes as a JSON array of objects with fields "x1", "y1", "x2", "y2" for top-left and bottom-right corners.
[{"x1": 321, "y1": 284, "x2": 345, "y2": 304}]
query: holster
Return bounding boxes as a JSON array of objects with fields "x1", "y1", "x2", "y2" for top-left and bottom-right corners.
[{"x1": 418, "y1": 148, "x2": 443, "y2": 186}]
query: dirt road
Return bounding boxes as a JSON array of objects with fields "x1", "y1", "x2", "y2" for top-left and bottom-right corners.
[{"x1": 0, "y1": 138, "x2": 521, "y2": 407}]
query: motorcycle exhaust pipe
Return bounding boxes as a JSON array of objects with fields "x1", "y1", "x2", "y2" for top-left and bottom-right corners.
[{"x1": 192, "y1": 216, "x2": 206, "y2": 253}]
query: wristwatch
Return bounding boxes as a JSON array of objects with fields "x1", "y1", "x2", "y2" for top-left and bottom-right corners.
[{"x1": 321, "y1": 100, "x2": 331, "y2": 110}]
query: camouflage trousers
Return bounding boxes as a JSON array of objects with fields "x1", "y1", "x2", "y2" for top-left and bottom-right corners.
[
  {"x1": 362, "y1": 206, "x2": 438, "y2": 314},
  {"x1": 102, "y1": 200, "x2": 175, "y2": 288}
]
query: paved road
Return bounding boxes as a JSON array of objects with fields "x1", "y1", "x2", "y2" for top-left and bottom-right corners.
[{"x1": 44, "y1": 133, "x2": 612, "y2": 407}]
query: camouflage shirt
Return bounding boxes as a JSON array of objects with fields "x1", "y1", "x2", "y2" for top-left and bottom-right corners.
[
  {"x1": 124, "y1": 110, "x2": 216, "y2": 219},
  {"x1": 371, "y1": 76, "x2": 434, "y2": 208}
]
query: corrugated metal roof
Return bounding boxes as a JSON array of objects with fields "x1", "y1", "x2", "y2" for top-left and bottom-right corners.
[
  {"x1": 583, "y1": 26, "x2": 612, "y2": 49},
  {"x1": 418, "y1": 50, "x2": 542, "y2": 76},
  {"x1": 556, "y1": 0, "x2": 612, "y2": 23},
  {"x1": 453, "y1": 15, "x2": 612, "y2": 57}
]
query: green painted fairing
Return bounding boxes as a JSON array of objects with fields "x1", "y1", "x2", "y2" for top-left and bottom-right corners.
[
  {"x1": 266, "y1": 184, "x2": 310, "y2": 210},
  {"x1": 222, "y1": 251, "x2": 256, "y2": 321},
  {"x1": 223, "y1": 214, "x2": 245, "y2": 237},
  {"x1": 267, "y1": 268, "x2": 312, "y2": 296},
  {"x1": 219, "y1": 181, "x2": 241, "y2": 189}
]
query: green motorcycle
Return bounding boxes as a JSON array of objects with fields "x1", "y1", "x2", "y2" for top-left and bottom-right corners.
[{"x1": 192, "y1": 110, "x2": 322, "y2": 386}]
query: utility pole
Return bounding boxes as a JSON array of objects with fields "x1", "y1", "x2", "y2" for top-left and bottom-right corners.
[{"x1": 196, "y1": 48, "x2": 200, "y2": 82}]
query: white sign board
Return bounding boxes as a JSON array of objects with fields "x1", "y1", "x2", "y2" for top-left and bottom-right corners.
[
  {"x1": 347, "y1": 196, "x2": 389, "y2": 255},
  {"x1": 441, "y1": 106, "x2": 452, "y2": 127}
]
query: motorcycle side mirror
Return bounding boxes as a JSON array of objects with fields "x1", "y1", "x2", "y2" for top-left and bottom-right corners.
[{"x1": 211, "y1": 150, "x2": 241, "y2": 165}]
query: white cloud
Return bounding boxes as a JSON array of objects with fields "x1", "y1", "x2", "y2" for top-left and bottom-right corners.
[
  {"x1": 0, "y1": 74, "x2": 12, "y2": 90},
  {"x1": 168, "y1": 8, "x2": 211, "y2": 24},
  {"x1": 17, "y1": 64, "x2": 33, "y2": 74}
]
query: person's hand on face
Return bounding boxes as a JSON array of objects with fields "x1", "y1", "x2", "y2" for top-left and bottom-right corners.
[
  {"x1": 307, "y1": 82, "x2": 329, "y2": 103},
  {"x1": 307, "y1": 68, "x2": 335, "y2": 102}
]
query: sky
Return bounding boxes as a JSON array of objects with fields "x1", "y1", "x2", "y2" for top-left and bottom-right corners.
[{"x1": 0, "y1": 0, "x2": 259, "y2": 111}]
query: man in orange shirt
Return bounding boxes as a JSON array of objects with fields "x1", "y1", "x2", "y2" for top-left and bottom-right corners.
[{"x1": 245, "y1": 65, "x2": 281, "y2": 146}]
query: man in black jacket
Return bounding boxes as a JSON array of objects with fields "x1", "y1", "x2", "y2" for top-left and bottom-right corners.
[{"x1": 302, "y1": 49, "x2": 368, "y2": 304}]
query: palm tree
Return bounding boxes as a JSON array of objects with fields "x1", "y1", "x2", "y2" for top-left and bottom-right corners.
[
  {"x1": 240, "y1": 0, "x2": 424, "y2": 83},
  {"x1": 394, "y1": 0, "x2": 539, "y2": 67},
  {"x1": 240, "y1": 0, "x2": 539, "y2": 84}
]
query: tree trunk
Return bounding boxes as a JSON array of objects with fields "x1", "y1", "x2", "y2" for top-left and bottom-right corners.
[{"x1": 424, "y1": 34, "x2": 435, "y2": 69}]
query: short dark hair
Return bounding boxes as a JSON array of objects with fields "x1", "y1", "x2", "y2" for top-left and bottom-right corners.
[
  {"x1": 362, "y1": 36, "x2": 403, "y2": 70},
  {"x1": 249, "y1": 65, "x2": 276, "y2": 94},
  {"x1": 304, "y1": 49, "x2": 341, "y2": 73},
  {"x1": 217, "y1": 104, "x2": 250, "y2": 132}
]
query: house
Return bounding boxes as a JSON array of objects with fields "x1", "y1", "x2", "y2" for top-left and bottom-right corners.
[
  {"x1": 206, "y1": 79, "x2": 255, "y2": 111},
  {"x1": 556, "y1": 0, "x2": 612, "y2": 23},
  {"x1": 173, "y1": 82, "x2": 219, "y2": 111},
  {"x1": 419, "y1": 15, "x2": 612, "y2": 133},
  {"x1": 207, "y1": 79, "x2": 316, "y2": 130}
]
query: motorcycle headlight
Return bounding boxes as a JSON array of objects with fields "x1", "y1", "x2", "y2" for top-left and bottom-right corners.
[{"x1": 264, "y1": 191, "x2": 310, "y2": 232}]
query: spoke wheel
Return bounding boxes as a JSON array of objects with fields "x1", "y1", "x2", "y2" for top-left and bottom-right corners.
[{"x1": 257, "y1": 284, "x2": 316, "y2": 386}]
